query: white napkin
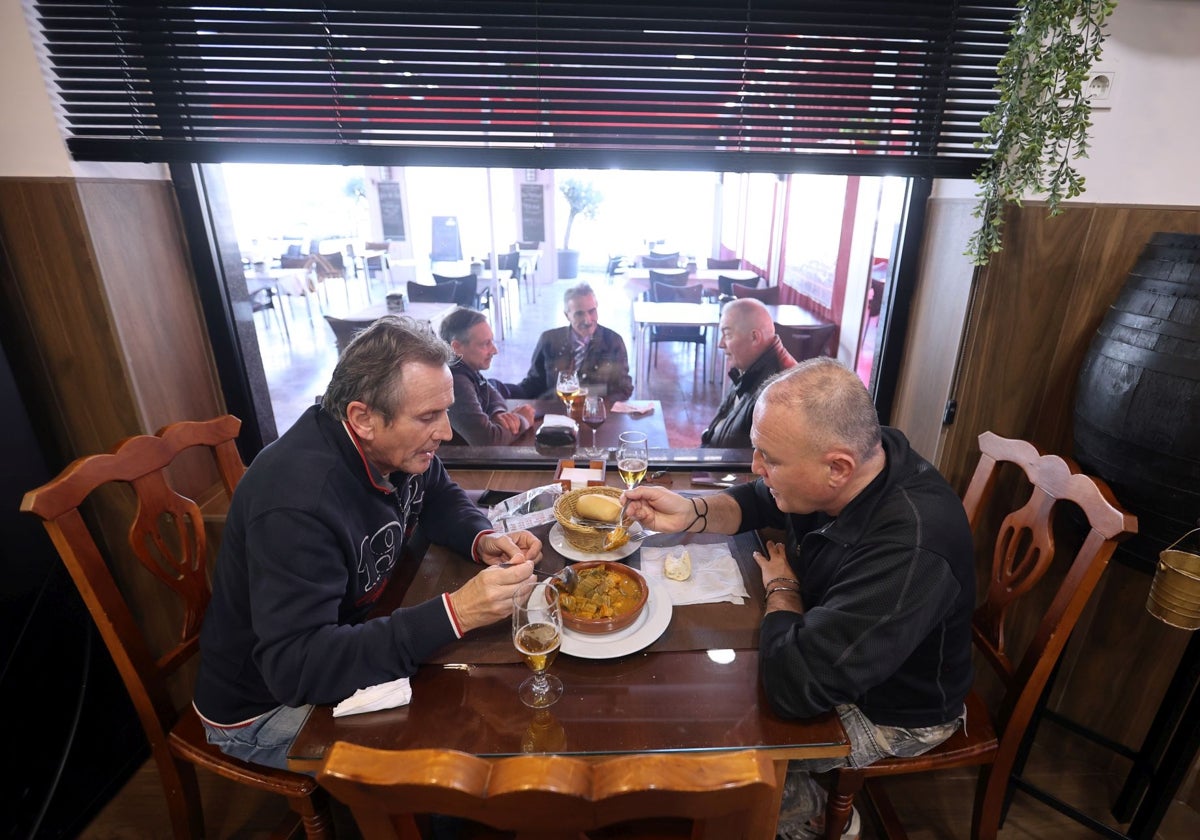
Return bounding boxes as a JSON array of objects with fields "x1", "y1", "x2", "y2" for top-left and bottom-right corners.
[
  {"x1": 611, "y1": 400, "x2": 655, "y2": 415},
  {"x1": 639, "y1": 543, "x2": 749, "y2": 605},
  {"x1": 540, "y1": 414, "x2": 578, "y2": 430},
  {"x1": 331, "y1": 676, "x2": 412, "y2": 718}
]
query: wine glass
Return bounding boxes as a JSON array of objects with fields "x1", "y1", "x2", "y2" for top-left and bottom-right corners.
[
  {"x1": 581, "y1": 394, "x2": 607, "y2": 457},
  {"x1": 512, "y1": 581, "x2": 564, "y2": 708},
  {"x1": 555, "y1": 370, "x2": 580, "y2": 413},
  {"x1": 616, "y1": 431, "x2": 649, "y2": 490}
]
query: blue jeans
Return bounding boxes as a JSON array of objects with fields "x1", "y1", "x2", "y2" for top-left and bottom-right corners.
[
  {"x1": 200, "y1": 704, "x2": 314, "y2": 772},
  {"x1": 776, "y1": 704, "x2": 966, "y2": 840}
]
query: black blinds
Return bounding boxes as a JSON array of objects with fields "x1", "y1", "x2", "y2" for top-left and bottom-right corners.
[{"x1": 35, "y1": 1, "x2": 1018, "y2": 176}]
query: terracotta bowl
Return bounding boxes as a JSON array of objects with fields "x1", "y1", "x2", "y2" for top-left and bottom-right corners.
[{"x1": 559, "y1": 561, "x2": 648, "y2": 635}]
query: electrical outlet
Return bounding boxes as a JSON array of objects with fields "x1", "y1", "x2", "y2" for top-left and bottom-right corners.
[{"x1": 1084, "y1": 70, "x2": 1115, "y2": 109}]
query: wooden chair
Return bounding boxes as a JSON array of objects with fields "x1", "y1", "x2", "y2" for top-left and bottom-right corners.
[
  {"x1": 317, "y1": 745, "x2": 777, "y2": 840},
  {"x1": 775, "y1": 322, "x2": 836, "y2": 362},
  {"x1": 731, "y1": 282, "x2": 779, "y2": 305},
  {"x1": 648, "y1": 281, "x2": 708, "y2": 379},
  {"x1": 408, "y1": 279, "x2": 459, "y2": 304},
  {"x1": 20, "y1": 416, "x2": 332, "y2": 840},
  {"x1": 821, "y1": 431, "x2": 1137, "y2": 840},
  {"x1": 708, "y1": 257, "x2": 742, "y2": 270}
]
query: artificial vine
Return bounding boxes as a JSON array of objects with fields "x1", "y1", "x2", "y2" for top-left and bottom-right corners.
[{"x1": 968, "y1": 0, "x2": 1117, "y2": 265}]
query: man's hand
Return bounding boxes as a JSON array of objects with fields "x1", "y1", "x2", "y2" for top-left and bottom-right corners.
[
  {"x1": 620, "y1": 485, "x2": 693, "y2": 533},
  {"x1": 477, "y1": 529, "x2": 543, "y2": 567},
  {"x1": 754, "y1": 540, "x2": 794, "y2": 587},
  {"x1": 448, "y1": 560, "x2": 535, "y2": 632},
  {"x1": 494, "y1": 411, "x2": 525, "y2": 435},
  {"x1": 513, "y1": 403, "x2": 536, "y2": 425}
]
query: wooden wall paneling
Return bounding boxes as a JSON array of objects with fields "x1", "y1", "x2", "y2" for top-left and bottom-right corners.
[
  {"x1": 0, "y1": 178, "x2": 141, "y2": 465},
  {"x1": 890, "y1": 197, "x2": 977, "y2": 462},
  {"x1": 936, "y1": 203, "x2": 1095, "y2": 495}
]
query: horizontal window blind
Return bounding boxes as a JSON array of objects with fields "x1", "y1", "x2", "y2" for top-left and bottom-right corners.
[{"x1": 35, "y1": 0, "x2": 1018, "y2": 176}]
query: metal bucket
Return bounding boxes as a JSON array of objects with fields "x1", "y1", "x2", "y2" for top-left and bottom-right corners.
[{"x1": 1147, "y1": 529, "x2": 1200, "y2": 630}]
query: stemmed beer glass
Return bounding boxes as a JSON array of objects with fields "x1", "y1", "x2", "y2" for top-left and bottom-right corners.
[
  {"x1": 555, "y1": 370, "x2": 580, "y2": 413},
  {"x1": 616, "y1": 431, "x2": 649, "y2": 490},
  {"x1": 512, "y1": 581, "x2": 564, "y2": 708}
]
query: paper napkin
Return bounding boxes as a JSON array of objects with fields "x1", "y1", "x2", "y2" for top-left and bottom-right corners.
[
  {"x1": 639, "y1": 543, "x2": 749, "y2": 605},
  {"x1": 332, "y1": 676, "x2": 412, "y2": 718},
  {"x1": 611, "y1": 400, "x2": 656, "y2": 415}
]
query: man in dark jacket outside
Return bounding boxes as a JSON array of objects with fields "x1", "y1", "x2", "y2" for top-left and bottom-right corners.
[
  {"x1": 702, "y1": 297, "x2": 797, "y2": 448},
  {"x1": 194, "y1": 316, "x2": 543, "y2": 771},
  {"x1": 439, "y1": 307, "x2": 536, "y2": 445},
  {"x1": 498, "y1": 282, "x2": 634, "y2": 402},
  {"x1": 623, "y1": 358, "x2": 974, "y2": 839}
]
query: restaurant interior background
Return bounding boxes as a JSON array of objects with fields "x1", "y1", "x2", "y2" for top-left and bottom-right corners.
[
  {"x1": 223, "y1": 162, "x2": 905, "y2": 436},
  {"x1": 4, "y1": 0, "x2": 1200, "y2": 837}
]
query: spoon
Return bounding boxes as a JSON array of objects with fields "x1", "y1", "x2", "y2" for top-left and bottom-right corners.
[{"x1": 500, "y1": 562, "x2": 579, "y2": 593}]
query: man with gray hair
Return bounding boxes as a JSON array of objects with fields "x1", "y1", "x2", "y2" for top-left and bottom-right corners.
[
  {"x1": 499, "y1": 281, "x2": 634, "y2": 402},
  {"x1": 195, "y1": 316, "x2": 543, "y2": 771},
  {"x1": 439, "y1": 306, "x2": 536, "y2": 445},
  {"x1": 623, "y1": 358, "x2": 973, "y2": 839},
  {"x1": 702, "y1": 297, "x2": 797, "y2": 448}
]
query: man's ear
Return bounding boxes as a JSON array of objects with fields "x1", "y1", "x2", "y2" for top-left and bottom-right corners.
[
  {"x1": 345, "y1": 400, "x2": 376, "y2": 440},
  {"x1": 825, "y1": 450, "x2": 856, "y2": 487}
]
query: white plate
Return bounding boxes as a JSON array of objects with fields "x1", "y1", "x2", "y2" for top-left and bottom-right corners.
[
  {"x1": 560, "y1": 578, "x2": 673, "y2": 659},
  {"x1": 549, "y1": 522, "x2": 639, "y2": 562}
]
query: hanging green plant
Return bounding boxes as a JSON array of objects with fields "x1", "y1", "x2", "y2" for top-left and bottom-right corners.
[{"x1": 967, "y1": 0, "x2": 1117, "y2": 266}]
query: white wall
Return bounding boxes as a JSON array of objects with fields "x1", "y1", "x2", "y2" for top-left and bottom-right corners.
[
  {"x1": 1, "y1": 0, "x2": 71, "y2": 177},
  {"x1": 935, "y1": 0, "x2": 1200, "y2": 206}
]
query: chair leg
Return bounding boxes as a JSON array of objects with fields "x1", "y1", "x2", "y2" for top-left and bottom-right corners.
[
  {"x1": 289, "y1": 789, "x2": 335, "y2": 840},
  {"x1": 824, "y1": 769, "x2": 865, "y2": 839}
]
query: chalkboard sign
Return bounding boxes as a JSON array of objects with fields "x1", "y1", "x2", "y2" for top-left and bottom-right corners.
[
  {"x1": 520, "y1": 183, "x2": 545, "y2": 244},
  {"x1": 378, "y1": 181, "x2": 405, "y2": 240},
  {"x1": 431, "y1": 216, "x2": 462, "y2": 261}
]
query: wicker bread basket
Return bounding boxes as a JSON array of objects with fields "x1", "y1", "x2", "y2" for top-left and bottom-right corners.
[{"x1": 553, "y1": 486, "x2": 625, "y2": 553}]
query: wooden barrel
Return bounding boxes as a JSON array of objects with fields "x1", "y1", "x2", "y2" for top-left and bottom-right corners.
[{"x1": 1073, "y1": 232, "x2": 1200, "y2": 571}]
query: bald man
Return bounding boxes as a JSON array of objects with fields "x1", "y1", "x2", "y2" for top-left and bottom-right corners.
[{"x1": 701, "y1": 298, "x2": 798, "y2": 448}]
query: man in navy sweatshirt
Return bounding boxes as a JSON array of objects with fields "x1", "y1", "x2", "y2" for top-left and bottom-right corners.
[{"x1": 195, "y1": 315, "x2": 542, "y2": 770}]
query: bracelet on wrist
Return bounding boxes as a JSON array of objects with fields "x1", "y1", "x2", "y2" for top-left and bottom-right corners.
[
  {"x1": 688, "y1": 496, "x2": 708, "y2": 533},
  {"x1": 765, "y1": 576, "x2": 799, "y2": 589},
  {"x1": 764, "y1": 584, "x2": 801, "y2": 604}
]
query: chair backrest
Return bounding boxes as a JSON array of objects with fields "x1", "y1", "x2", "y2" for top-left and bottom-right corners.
[
  {"x1": 731, "y1": 282, "x2": 779, "y2": 304},
  {"x1": 407, "y1": 280, "x2": 458, "y2": 304},
  {"x1": 867, "y1": 277, "x2": 885, "y2": 317},
  {"x1": 325, "y1": 315, "x2": 367, "y2": 354},
  {"x1": 432, "y1": 272, "x2": 473, "y2": 285},
  {"x1": 643, "y1": 253, "x2": 680, "y2": 268},
  {"x1": 962, "y1": 432, "x2": 1136, "y2": 758},
  {"x1": 708, "y1": 257, "x2": 742, "y2": 270},
  {"x1": 775, "y1": 323, "x2": 836, "y2": 361},
  {"x1": 648, "y1": 268, "x2": 689, "y2": 286},
  {"x1": 317, "y1": 744, "x2": 777, "y2": 840},
  {"x1": 280, "y1": 254, "x2": 309, "y2": 269},
  {"x1": 20, "y1": 417, "x2": 246, "y2": 769},
  {"x1": 719, "y1": 273, "x2": 760, "y2": 296},
  {"x1": 365, "y1": 241, "x2": 390, "y2": 251},
  {"x1": 311, "y1": 252, "x2": 346, "y2": 278},
  {"x1": 652, "y1": 281, "x2": 704, "y2": 304}
]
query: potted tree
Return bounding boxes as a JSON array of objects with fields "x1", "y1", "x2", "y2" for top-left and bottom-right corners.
[{"x1": 558, "y1": 178, "x2": 603, "y2": 279}]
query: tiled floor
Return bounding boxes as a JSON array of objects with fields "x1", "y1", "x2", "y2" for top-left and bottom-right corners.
[{"x1": 254, "y1": 267, "x2": 726, "y2": 445}]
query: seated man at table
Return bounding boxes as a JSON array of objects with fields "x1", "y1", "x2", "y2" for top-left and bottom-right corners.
[
  {"x1": 701, "y1": 297, "x2": 798, "y2": 449},
  {"x1": 439, "y1": 306, "x2": 536, "y2": 445},
  {"x1": 498, "y1": 281, "x2": 634, "y2": 402},
  {"x1": 194, "y1": 315, "x2": 543, "y2": 771},
  {"x1": 623, "y1": 358, "x2": 973, "y2": 840}
]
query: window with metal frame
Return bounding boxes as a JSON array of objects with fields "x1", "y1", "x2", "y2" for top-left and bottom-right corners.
[{"x1": 35, "y1": 0, "x2": 1018, "y2": 176}]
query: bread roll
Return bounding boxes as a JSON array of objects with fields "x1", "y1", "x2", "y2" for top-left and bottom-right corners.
[
  {"x1": 577, "y1": 493, "x2": 622, "y2": 523},
  {"x1": 664, "y1": 550, "x2": 692, "y2": 581}
]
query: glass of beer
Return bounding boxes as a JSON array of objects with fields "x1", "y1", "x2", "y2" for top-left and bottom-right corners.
[
  {"x1": 555, "y1": 370, "x2": 580, "y2": 412},
  {"x1": 616, "y1": 431, "x2": 649, "y2": 489},
  {"x1": 512, "y1": 581, "x2": 563, "y2": 708}
]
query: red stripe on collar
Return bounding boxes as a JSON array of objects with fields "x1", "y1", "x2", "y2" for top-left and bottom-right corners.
[{"x1": 342, "y1": 421, "x2": 394, "y2": 494}]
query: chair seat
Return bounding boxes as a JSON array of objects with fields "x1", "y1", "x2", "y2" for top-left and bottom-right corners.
[
  {"x1": 855, "y1": 691, "x2": 997, "y2": 780},
  {"x1": 169, "y1": 708, "x2": 321, "y2": 798}
]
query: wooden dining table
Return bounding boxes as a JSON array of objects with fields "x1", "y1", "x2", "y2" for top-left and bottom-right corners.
[{"x1": 286, "y1": 470, "x2": 849, "y2": 836}]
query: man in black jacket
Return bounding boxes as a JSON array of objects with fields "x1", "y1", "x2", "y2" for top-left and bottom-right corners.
[
  {"x1": 623, "y1": 358, "x2": 973, "y2": 839},
  {"x1": 498, "y1": 282, "x2": 634, "y2": 401},
  {"x1": 702, "y1": 298, "x2": 797, "y2": 448}
]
